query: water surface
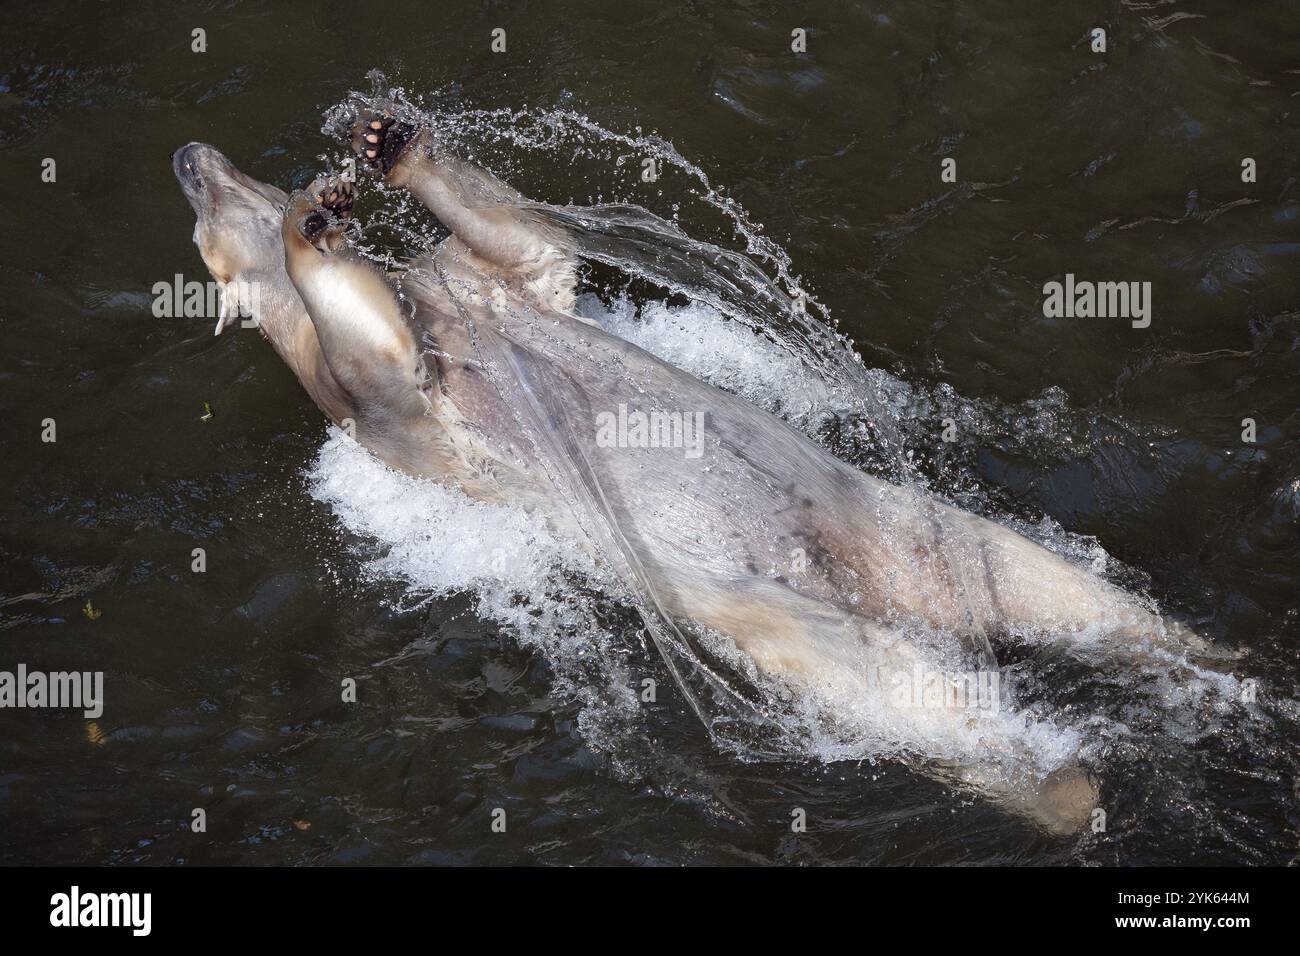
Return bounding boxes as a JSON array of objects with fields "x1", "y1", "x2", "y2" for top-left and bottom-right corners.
[{"x1": 1, "y1": 0, "x2": 1298, "y2": 865}]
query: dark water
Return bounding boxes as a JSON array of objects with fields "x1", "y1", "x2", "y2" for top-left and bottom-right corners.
[{"x1": 2, "y1": 0, "x2": 1299, "y2": 865}]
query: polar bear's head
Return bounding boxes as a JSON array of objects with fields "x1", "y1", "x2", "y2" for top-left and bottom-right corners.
[{"x1": 172, "y1": 143, "x2": 290, "y2": 334}]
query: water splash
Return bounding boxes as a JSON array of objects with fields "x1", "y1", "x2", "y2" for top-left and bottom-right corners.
[
  {"x1": 308, "y1": 429, "x2": 647, "y2": 748},
  {"x1": 307, "y1": 77, "x2": 1267, "y2": 817},
  {"x1": 322, "y1": 72, "x2": 920, "y2": 465}
]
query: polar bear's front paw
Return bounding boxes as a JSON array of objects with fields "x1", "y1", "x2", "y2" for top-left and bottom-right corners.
[
  {"x1": 353, "y1": 113, "x2": 416, "y2": 176},
  {"x1": 316, "y1": 175, "x2": 355, "y2": 218},
  {"x1": 294, "y1": 174, "x2": 354, "y2": 247}
]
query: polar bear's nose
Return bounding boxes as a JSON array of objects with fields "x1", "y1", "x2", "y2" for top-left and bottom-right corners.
[{"x1": 171, "y1": 143, "x2": 210, "y2": 191}]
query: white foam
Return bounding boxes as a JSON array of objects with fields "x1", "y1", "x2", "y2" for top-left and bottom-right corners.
[
  {"x1": 697, "y1": 622, "x2": 1084, "y2": 782},
  {"x1": 307, "y1": 430, "x2": 641, "y2": 731},
  {"x1": 310, "y1": 430, "x2": 595, "y2": 601},
  {"x1": 577, "y1": 292, "x2": 836, "y2": 425}
]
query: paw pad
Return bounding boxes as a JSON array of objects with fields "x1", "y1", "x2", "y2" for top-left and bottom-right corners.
[{"x1": 356, "y1": 113, "x2": 416, "y2": 175}]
